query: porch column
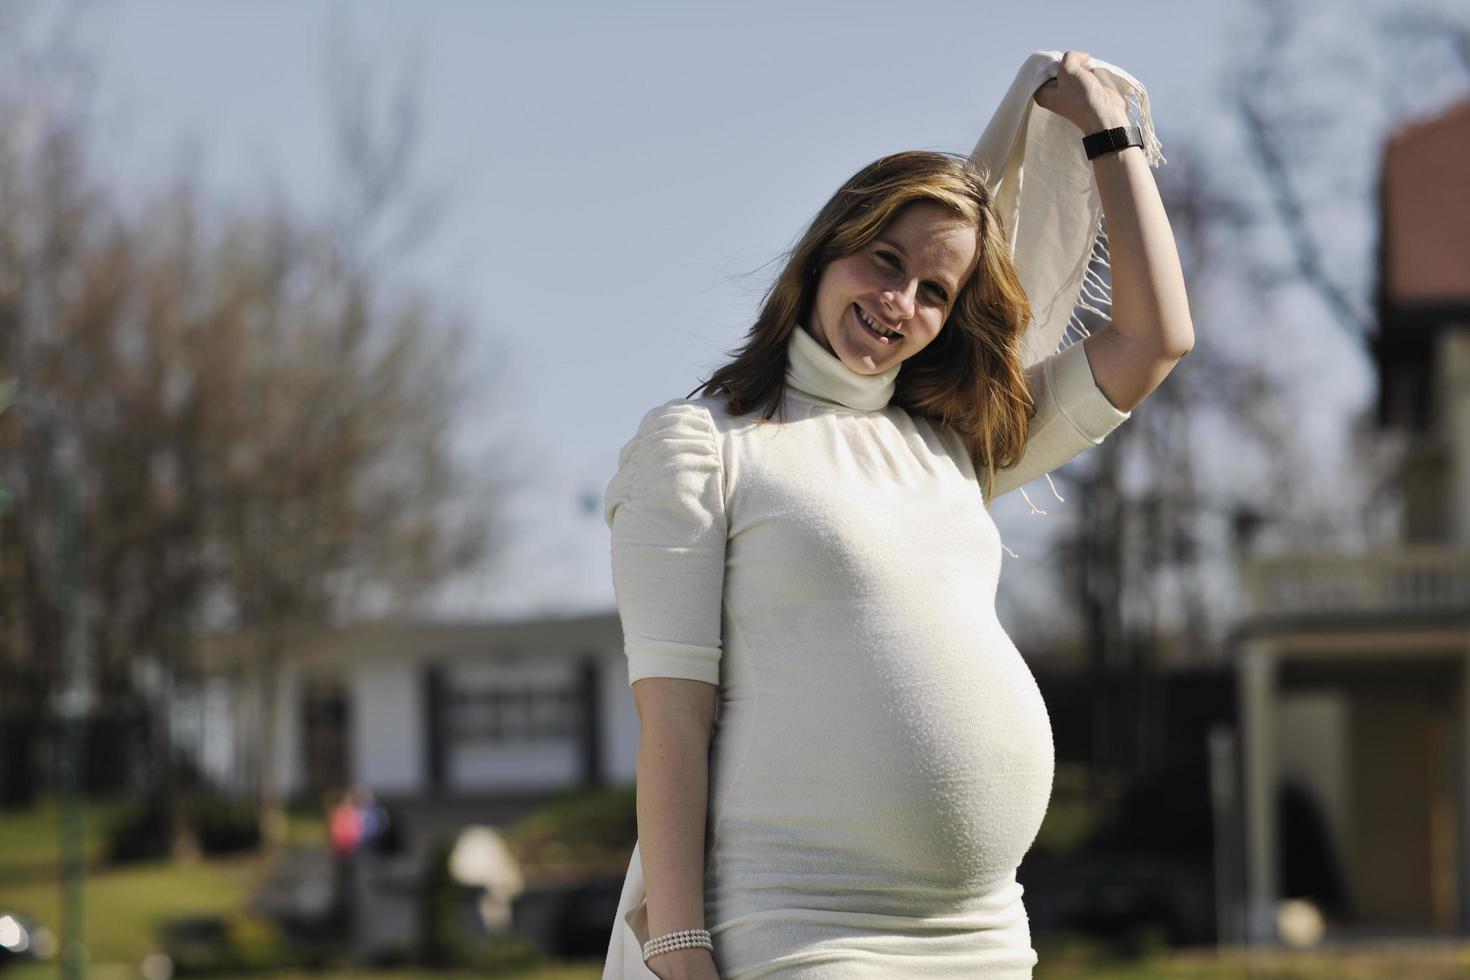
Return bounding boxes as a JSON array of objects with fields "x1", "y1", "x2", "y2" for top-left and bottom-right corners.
[
  {"x1": 1239, "y1": 639, "x2": 1280, "y2": 944},
  {"x1": 1460, "y1": 647, "x2": 1470, "y2": 935},
  {"x1": 1437, "y1": 331, "x2": 1470, "y2": 545}
]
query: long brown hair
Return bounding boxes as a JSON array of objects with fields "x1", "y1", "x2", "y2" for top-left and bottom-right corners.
[{"x1": 689, "y1": 150, "x2": 1036, "y2": 505}]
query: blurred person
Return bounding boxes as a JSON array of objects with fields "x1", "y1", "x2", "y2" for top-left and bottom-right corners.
[
  {"x1": 369, "y1": 797, "x2": 406, "y2": 856},
  {"x1": 350, "y1": 786, "x2": 390, "y2": 850},
  {"x1": 329, "y1": 789, "x2": 365, "y2": 858},
  {"x1": 327, "y1": 787, "x2": 366, "y2": 942},
  {"x1": 601, "y1": 50, "x2": 1191, "y2": 980}
]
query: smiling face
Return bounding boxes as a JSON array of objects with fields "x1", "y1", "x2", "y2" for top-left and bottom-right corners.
[{"x1": 805, "y1": 199, "x2": 980, "y2": 374}]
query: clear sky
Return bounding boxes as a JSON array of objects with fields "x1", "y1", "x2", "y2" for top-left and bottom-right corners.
[{"x1": 72, "y1": 0, "x2": 1410, "y2": 622}]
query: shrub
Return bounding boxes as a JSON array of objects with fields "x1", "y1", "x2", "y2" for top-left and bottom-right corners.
[
  {"x1": 105, "y1": 796, "x2": 171, "y2": 864},
  {"x1": 453, "y1": 933, "x2": 545, "y2": 973},
  {"x1": 105, "y1": 794, "x2": 261, "y2": 865},
  {"x1": 500, "y1": 785, "x2": 636, "y2": 879},
  {"x1": 189, "y1": 798, "x2": 259, "y2": 856},
  {"x1": 160, "y1": 913, "x2": 300, "y2": 976}
]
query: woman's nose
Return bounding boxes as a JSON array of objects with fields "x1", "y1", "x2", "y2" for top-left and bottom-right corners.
[{"x1": 884, "y1": 280, "x2": 918, "y2": 319}]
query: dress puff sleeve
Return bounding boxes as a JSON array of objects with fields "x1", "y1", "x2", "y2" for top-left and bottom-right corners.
[
  {"x1": 603, "y1": 399, "x2": 727, "y2": 688},
  {"x1": 986, "y1": 337, "x2": 1132, "y2": 503}
]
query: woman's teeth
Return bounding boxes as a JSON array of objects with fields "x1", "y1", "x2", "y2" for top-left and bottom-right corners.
[{"x1": 855, "y1": 304, "x2": 899, "y2": 342}]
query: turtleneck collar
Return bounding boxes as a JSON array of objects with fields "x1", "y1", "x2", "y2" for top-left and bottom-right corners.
[{"x1": 784, "y1": 323, "x2": 900, "y2": 412}]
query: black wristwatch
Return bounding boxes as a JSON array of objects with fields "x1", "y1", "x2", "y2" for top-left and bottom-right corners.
[{"x1": 1082, "y1": 124, "x2": 1144, "y2": 160}]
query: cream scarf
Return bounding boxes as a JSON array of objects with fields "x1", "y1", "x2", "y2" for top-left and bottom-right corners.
[{"x1": 968, "y1": 50, "x2": 1165, "y2": 370}]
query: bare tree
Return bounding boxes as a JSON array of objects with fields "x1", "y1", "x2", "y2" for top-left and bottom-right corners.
[
  {"x1": 0, "y1": 1, "x2": 119, "y2": 806},
  {"x1": 189, "y1": 19, "x2": 513, "y2": 842},
  {"x1": 1020, "y1": 139, "x2": 1312, "y2": 789},
  {"x1": 0, "y1": 7, "x2": 514, "y2": 848},
  {"x1": 1229, "y1": 0, "x2": 1470, "y2": 351}
]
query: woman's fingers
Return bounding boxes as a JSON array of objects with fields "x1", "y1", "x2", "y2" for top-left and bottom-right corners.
[{"x1": 1034, "y1": 78, "x2": 1056, "y2": 108}]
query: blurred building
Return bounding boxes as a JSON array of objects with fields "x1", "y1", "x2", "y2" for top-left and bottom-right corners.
[
  {"x1": 193, "y1": 613, "x2": 637, "y2": 840},
  {"x1": 1234, "y1": 95, "x2": 1470, "y2": 943}
]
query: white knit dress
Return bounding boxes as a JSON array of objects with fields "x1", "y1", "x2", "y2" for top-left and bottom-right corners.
[{"x1": 601, "y1": 323, "x2": 1131, "y2": 979}]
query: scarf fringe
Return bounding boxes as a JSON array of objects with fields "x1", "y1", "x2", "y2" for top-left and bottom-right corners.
[
  {"x1": 1013, "y1": 218, "x2": 1108, "y2": 554},
  {"x1": 1062, "y1": 219, "x2": 1114, "y2": 347},
  {"x1": 1127, "y1": 83, "x2": 1167, "y2": 167},
  {"x1": 1001, "y1": 63, "x2": 1160, "y2": 559}
]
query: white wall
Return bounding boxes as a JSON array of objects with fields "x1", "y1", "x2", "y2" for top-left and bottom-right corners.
[
  {"x1": 169, "y1": 675, "x2": 249, "y2": 794},
  {"x1": 264, "y1": 616, "x2": 638, "y2": 800},
  {"x1": 449, "y1": 742, "x2": 580, "y2": 789},
  {"x1": 274, "y1": 666, "x2": 302, "y2": 798},
  {"x1": 351, "y1": 659, "x2": 425, "y2": 794},
  {"x1": 601, "y1": 655, "x2": 639, "y2": 784},
  {"x1": 198, "y1": 676, "x2": 240, "y2": 788}
]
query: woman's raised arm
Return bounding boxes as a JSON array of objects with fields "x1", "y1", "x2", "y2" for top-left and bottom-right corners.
[{"x1": 1035, "y1": 49, "x2": 1195, "y2": 412}]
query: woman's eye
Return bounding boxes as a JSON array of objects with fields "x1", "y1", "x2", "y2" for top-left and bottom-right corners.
[{"x1": 875, "y1": 250, "x2": 945, "y2": 304}]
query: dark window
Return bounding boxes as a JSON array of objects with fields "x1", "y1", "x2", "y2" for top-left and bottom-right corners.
[
  {"x1": 301, "y1": 679, "x2": 349, "y2": 795},
  {"x1": 445, "y1": 681, "x2": 578, "y2": 744}
]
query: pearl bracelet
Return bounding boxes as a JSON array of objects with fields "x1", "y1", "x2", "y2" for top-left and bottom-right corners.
[{"x1": 641, "y1": 926, "x2": 713, "y2": 962}]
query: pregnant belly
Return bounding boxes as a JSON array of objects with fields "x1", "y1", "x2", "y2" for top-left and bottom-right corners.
[{"x1": 709, "y1": 610, "x2": 1056, "y2": 906}]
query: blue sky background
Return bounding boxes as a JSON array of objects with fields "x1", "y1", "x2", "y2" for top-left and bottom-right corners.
[{"x1": 65, "y1": 0, "x2": 1439, "y2": 625}]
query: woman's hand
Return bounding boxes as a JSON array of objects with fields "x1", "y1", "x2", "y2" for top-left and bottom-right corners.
[
  {"x1": 1032, "y1": 49, "x2": 1129, "y2": 134},
  {"x1": 648, "y1": 946, "x2": 720, "y2": 980}
]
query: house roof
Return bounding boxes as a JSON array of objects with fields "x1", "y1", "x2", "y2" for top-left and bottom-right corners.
[
  {"x1": 195, "y1": 609, "x2": 624, "y2": 673},
  {"x1": 1380, "y1": 97, "x2": 1470, "y2": 306}
]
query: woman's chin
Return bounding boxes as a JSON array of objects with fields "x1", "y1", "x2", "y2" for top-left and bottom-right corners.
[{"x1": 851, "y1": 331, "x2": 897, "y2": 366}]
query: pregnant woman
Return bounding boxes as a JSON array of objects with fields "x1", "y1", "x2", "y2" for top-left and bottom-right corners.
[{"x1": 603, "y1": 50, "x2": 1193, "y2": 979}]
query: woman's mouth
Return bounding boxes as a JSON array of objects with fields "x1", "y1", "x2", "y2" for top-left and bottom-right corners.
[{"x1": 853, "y1": 303, "x2": 901, "y2": 345}]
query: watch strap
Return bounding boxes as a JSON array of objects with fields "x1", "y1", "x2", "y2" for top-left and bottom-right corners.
[{"x1": 1082, "y1": 124, "x2": 1144, "y2": 160}]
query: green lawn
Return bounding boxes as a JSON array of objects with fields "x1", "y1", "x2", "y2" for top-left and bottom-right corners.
[
  {"x1": 14, "y1": 948, "x2": 1470, "y2": 980},
  {"x1": 0, "y1": 800, "x2": 303, "y2": 971},
  {"x1": 0, "y1": 798, "x2": 128, "y2": 885},
  {"x1": 1, "y1": 843, "x2": 260, "y2": 965},
  {"x1": 2, "y1": 966, "x2": 605, "y2": 980},
  {"x1": 1034, "y1": 937, "x2": 1470, "y2": 978}
]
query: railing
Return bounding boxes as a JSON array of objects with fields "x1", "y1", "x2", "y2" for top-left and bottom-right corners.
[{"x1": 1241, "y1": 546, "x2": 1470, "y2": 618}]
